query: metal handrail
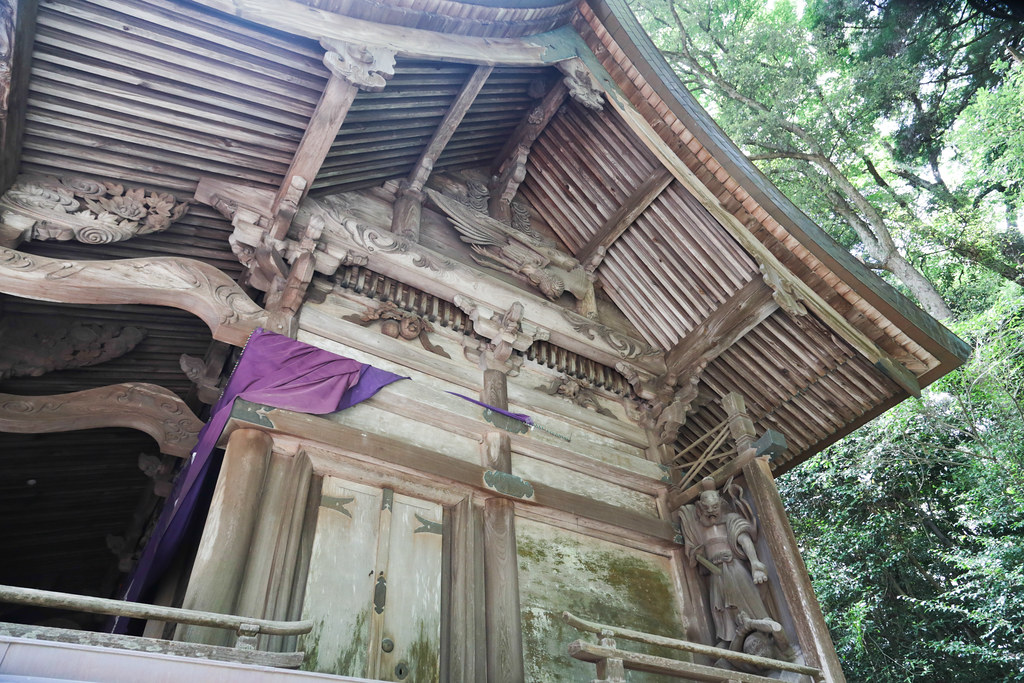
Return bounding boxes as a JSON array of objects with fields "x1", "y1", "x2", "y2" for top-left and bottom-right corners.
[
  {"x1": 0, "y1": 584, "x2": 313, "y2": 650},
  {"x1": 563, "y1": 611, "x2": 822, "y2": 679}
]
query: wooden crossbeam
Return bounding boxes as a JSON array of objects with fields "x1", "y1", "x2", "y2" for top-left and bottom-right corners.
[
  {"x1": 576, "y1": 168, "x2": 673, "y2": 269},
  {"x1": 665, "y1": 277, "x2": 778, "y2": 383},
  {"x1": 189, "y1": 0, "x2": 551, "y2": 67},
  {"x1": 603, "y1": 92, "x2": 922, "y2": 397},
  {"x1": 270, "y1": 75, "x2": 359, "y2": 239}
]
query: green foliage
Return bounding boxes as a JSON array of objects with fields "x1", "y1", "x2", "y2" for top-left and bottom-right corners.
[{"x1": 778, "y1": 286, "x2": 1024, "y2": 681}]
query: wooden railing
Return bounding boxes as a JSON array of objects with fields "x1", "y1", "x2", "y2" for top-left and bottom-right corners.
[
  {"x1": 0, "y1": 584, "x2": 313, "y2": 668},
  {"x1": 563, "y1": 611, "x2": 823, "y2": 683}
]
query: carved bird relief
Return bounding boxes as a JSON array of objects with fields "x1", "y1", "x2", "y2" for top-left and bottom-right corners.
[{"x1": 426, "y1": 189, "x2": 597, "y2": 317}]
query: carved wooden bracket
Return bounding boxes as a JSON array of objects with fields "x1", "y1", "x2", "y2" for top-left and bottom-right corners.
[
  {"x1": 455, "y1": 297, "x2": 547, "y2": 372},
  {"x1": 0, "y1": 247, "x2": 266, "y2": 346},
  {"x1": 0, "y1": 317, "x2": 145, "y2": 380},
  {"x1": 556, "y1": 58, "x2": 604, "y2": 112},
  {"x1": 320, "y1": 40, "x2": 396, "y2": 92},
  {"x1": 0, "y1": 383, "x2": 203, "y2": 457},
  {"x1": 537, "y1": 373, "x2": 615, "y2": 417},
  {"x1": 0, "y1": 174, "x2": 191, "y2": 248},
  {"x1": 342, "y1": 300, "x2": 450, "y2": 359}
]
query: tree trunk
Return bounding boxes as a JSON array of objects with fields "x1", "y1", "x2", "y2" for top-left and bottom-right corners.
[{"x1": 884, "y1": 252, "x2": 954, "y2": 320}]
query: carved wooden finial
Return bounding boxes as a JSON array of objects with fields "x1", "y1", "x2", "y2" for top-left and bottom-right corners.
[{"x1": 320, "y1": 40, "x2": 396, "y2": 92}]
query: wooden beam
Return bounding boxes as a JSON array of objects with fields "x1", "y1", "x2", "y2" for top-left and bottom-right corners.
[
  {"x1": 602, "y1": 88, "x2": 921, "y2": 397},
  {"x1": 271, "y1": 75, "x2": 358, "y2": 239},
  {"x1": 0, "y1": 383, "x2": 203, "y2": 458},
  {"x1": 1, "y1": 0, "x2": 38, "y2": 194},
  {"x1": 221, "y1": 399, "x2": 678, "y2": 545},
  {"x1": 271, "y1": 43, "x2": 396, "y2": 239},
  {"x1": 188, "y1": 0, "x2": 551, "y2": 66},
  {"x1": 408, "y1": 65, "x2": 493, "y2": 193},
  {"x1": 0, "y1": 248, "x2": 267, "y2": 346},
  {"x1": 488, "y1": 81, "x2": 568, "y2": 222},
  {"x1": 576, "y1": 168, "x2": 673, "y2": 268},
  {"x1": 665, "y1": 278, "x2": 777, "y2": 382}
]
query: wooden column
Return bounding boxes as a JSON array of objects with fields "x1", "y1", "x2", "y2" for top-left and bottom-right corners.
[
  {"x1": 479, "y1": 359, "x2": 525, "y2": 683},
  {"x1": 724, "y1": 394, "x2": 846, "y2": 682},
  {"x1": 176, "y1": 428, "x2": 273, "y2": 646}
]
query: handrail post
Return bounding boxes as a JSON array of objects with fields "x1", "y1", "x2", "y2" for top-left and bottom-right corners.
[
  {"x1": 235, "y1": 623, "x2": 260, "y2": 650},
  {"x1": 594, "y1": 629, "x2": 626, "y2": 683}
]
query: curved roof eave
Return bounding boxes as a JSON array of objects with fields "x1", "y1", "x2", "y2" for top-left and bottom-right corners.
[{"x1": 582, "y1": 0, "x2": 971, "y2": 381}]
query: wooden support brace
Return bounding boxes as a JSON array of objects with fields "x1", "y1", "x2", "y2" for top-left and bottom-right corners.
[
  {"x1": 576, "y1": 168, "x2": 674, "y2": 270},
  {"x1": 0, "y1": 248, "x2": 266, "y2": 346},
  {"x1": 0, "y1": 384, "x2": 203, "y2": 458}
]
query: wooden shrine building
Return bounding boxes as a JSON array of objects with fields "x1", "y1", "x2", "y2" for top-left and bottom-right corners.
[{"x1": 0, "y1": 0, "x2": 970, "y2": 681}]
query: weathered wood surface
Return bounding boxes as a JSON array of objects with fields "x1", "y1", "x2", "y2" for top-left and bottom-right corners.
[
  {"x1": 665, "y1": 278, "x2": 777, "y2": 383},
  {"x1": 0, "y1": 0, "x2": 37, "y2": 195},
  {"x1": 563, "y1": 612, "x2": 821, "y2": 678},
  {"x1": 576, "y1": 168, "x2": 673, "y2": 269},
  {"x1": 221, "y1": 400, "x2": 678, "y2": 545},
  {"x1": 0, "y1": 585, "x2": 312, "y2": 637},
  {"x1": 0, "y1": 383, "x2": 202, "y2": 457},
  {"x1": 601, "y1": 92, "x2": 921, "y2": 397},
  {"x1": 568, "y1": 640, "x2": 789, "y2": 683},
  {"x1": 743, "y1": 455, "x2": 846, "y2": 683},
  {"x1": 484, "y1": 497, "x2": 524, "y2": 683},
  {"x1": 0, "y1": 248, "x2": 266, "y2": 346},
  {"x1": 302, "y1": 202, "x2": 665, "y2": 374},
  {"x1": 0, "y1": 623, "x2": 304, "y2": 669},
  {"x1": 187, "y1": 0, "x2": 554, "y2": 66},
  {"x1": 178, "y1": 429, "x2": 274, "y2": 647}
]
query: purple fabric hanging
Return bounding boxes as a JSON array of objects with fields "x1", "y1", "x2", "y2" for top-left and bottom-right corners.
[
  {"x1": 446, "y1": 391, "x2": 534, "y2": 425},
  {"x1": 114, "y1": 329, "x2": 406, "y2": 631}
]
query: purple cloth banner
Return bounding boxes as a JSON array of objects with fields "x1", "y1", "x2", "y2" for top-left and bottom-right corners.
[{"x1": 115, "y1": 329, "x2": 406, "y2": 630}]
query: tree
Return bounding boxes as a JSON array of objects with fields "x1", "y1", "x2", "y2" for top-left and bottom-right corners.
[{"x1": 630, "y1": 0, "x2": 1024, "y2": 318}]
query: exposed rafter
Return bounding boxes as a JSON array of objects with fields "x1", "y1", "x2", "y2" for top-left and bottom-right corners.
[
  {"x1": 488, "y1": 80, "x2": 568, "y2": 222},
  {"x1": 576, "y1": 168, "x2": 673, "y2": 270}
]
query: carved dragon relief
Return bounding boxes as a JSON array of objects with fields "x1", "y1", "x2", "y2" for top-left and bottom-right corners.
[
  {"x1": 0, "y1": 318, "x2": 146, "y2": 380},
  {"x1": 426, "y1": 188, "x2": 598, "y2": 318},
  {"x1": 0, "y1": 174, "x2": 191, "y2": 248},
  {"x1": 0, "y1": 383, "x2": 203, "y2": 457},
  {"x1": 0, "y1": 247, "x2": 266, "y2": 346}
]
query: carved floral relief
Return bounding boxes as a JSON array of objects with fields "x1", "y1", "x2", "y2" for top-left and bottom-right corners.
[{"x1": 0, "y1": 174, "x2": 191, "y2": 247}]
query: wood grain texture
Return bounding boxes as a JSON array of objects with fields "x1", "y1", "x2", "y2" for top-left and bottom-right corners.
[
  {"x1": 0, "y1": 383, "x2": 202, "y2": 457},
  {"x1": 483, "y1": 497, "x2": 524, "y2": 683},
  {"x1": 0, "y1": 248, "x2": 266, "y2": 345}
]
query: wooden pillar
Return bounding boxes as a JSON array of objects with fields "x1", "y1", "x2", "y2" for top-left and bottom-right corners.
[
  {"x1": 724, "y1": 393, "x2": 845, "y2": 682},
  {"x1": 480, "y1": 361, "x2": 525, "y2": 683},
  {"x1": 176, "y1": 428, "x2": 272, "y2": 646},
  {"x1": 743, "y1": 457, "x2": 846, "y2": 682}
]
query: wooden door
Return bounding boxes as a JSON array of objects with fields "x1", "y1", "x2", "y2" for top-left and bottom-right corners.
[{"x1": 300, "y1": 477, "x2": 443, "y2": 682}]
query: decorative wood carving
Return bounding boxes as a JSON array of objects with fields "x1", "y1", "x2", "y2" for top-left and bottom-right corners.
[
  {"x1": 320, "y1": 40, "x2": 396, "y2": 92},
  {"x1": 427, "y1": 188, "x2": 598, "y2": 317},
  {"x1": 179, "y1": 345, "x2": 230, "y2": 406},
  {"x1": 0, "y1": 247, "x2": 266, "y2": 346},
  {"x1": 755, "y1": 260, "x2": 807, "y2": 317},
  {"x1": 455, "y1": 297, "x2": 547, "y2": 370},
  {"x1": 0, "y1": 317, "x2": 145, "y2": 379},
  {"x1": 0, "y1": 383, "x2": 203, "y2": 457},
  {"x1": 537, "y1": 374, "x2": 614, "y2": 417},
  {"x1": 0, "y1": 174, "x2": 191, "y2": 248},
  {"x1": 557, "y1": 58, "x2": 604, "y2": 112},
  {"x1": 137, "y1": 452, "x2": 175, "y2": 497},
  {"x1": 342, "y1": 300, "x2": 450, "y2": 359},
  {"x1": 564, "y1": 309, "x2": 660, "y2": 362},
  {"x1": 0, "y1": 0, "x2": 13, "y2": 131}
]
